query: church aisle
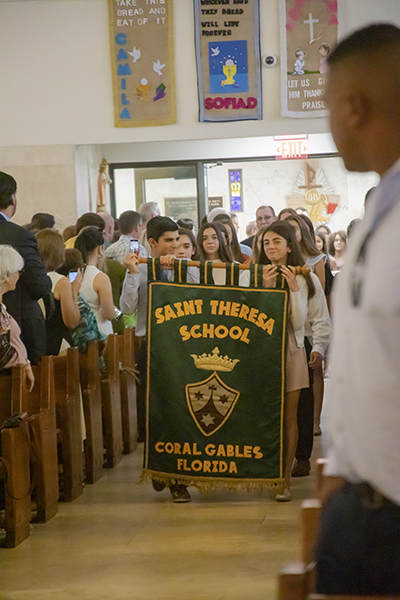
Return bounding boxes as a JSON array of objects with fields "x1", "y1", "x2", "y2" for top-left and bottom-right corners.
[{"x1": 0, "y1": 445, "x2": 317, "y2": 600}]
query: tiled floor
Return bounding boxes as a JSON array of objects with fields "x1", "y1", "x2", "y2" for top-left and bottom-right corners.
[{"x1": 0, "y1": 444, "x2": 319, "y2": 600}]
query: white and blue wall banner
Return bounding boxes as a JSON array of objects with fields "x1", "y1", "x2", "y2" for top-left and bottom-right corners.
[
  {"x1": 194, "y1": 0, "x2": 262, "y2": 123},
  {"x1": 108, "y1": 0, "x2": 176, "y2": 127},
  {"x1": 279, "y1": 0, "x2": 340, "y2": 118}
]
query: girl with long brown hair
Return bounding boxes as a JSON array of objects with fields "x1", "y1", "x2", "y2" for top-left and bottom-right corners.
[{"x1": 259, "y1": 220, "x2": 315, "y2": 501}]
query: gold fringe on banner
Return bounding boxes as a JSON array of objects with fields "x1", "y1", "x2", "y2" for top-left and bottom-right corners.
[{"x1": 140, "y1": 470, "x2": 285, "y2": 494}]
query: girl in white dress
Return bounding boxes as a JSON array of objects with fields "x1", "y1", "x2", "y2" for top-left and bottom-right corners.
[{"x1": 74, "y1": 226, "x2": 115, "y2": 336}]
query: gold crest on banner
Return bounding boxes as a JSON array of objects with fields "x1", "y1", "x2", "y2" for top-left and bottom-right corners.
[{"x1": 186, "y1": 348, "x2": 240, "y2": 436}]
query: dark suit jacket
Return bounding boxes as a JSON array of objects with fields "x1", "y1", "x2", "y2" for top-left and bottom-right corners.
[
  {"x1": 0, "y1": 213, "x2": 51, "y2": 363},
  {"x1": 240, "y1": 235, "x2": 255, "y2": 249}
]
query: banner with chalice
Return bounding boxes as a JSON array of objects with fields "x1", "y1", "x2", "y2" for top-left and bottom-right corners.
[
  {"x1": 142, "y1": 262, "x2": 288, "y2": 491},
  {"x1": 194, "y1": 0, "x2": 262, "y2": 122}
]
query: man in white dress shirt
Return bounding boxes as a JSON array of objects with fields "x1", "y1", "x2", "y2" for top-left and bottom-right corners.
[{"x1": 315, "y1": 24, "x2": 400, "y2": 594}]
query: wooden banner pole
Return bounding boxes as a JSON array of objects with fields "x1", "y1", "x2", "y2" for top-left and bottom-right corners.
[{"x1": 137, "y1": 257, "x2": 309, "y2": 275}]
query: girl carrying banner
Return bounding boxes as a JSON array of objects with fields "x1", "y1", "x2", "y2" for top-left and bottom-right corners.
[
  {"x1": 197, "y1": 222, "x2": 236, "y2": 286},
  {"x1": 197, "y1": 222, "x2": 234, "y2": 264},
  {"x1": 258, "y1": 220, "x2": 315, "y2": 501}
]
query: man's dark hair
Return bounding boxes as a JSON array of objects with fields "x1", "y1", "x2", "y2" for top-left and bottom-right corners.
[
  {"x1": 147, "y1": 216, "x2": 178, "y2": 242},
  {"x1": 177, "y1": 218, "x2": 194, "y2": 232},
  {"x1": 31, "y1": 213, "x2": 55, "y2": 230},
  {"x1": 0, "y1": 172, "x2": 17, "y2": 210},
  {"x1": 327, "y1": 24, "x2": 400, "y2": 67},
  {"x1": 75, "y1": 212, "x2": 105, "y2": 234},
  {"x1": 119, "y1": 210, "x2": 142, "y2": 235}
]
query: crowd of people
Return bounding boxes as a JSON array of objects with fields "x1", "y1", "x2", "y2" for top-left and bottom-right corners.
[
  {"x1": 0, "y1": 22, "x2": 398, "y2": 596},
  {"x1": 0, "y1": 163, "x2": 356, "y2": 504}
]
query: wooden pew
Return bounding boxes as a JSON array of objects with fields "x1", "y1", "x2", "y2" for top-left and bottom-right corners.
[
  {"x1": 0, "y1": 425, "x2": 31, "y2": 547},
  {"x1": 79, "y1": 340, "x2": 104, "y2": 484},
  {"x1": 309, "y1": 597, "x2": 400, "y2": 600},
  {"x1": 53, "y1": 347, "x2": 84, "y2": 502},
  {"x1": 277, "y1": 460, "x2": 399, "y2": 599},
  {"x1": 12, "y1": 357, "x2": 59, "y2": 523},
  {"x1": 101, "y1": 334, "x2": 123, "y2": 468},
  {"x1": 278, "y1": 500, "x2": 320, "y2": 600},
  {"x1": 0, "y1": 374, "x2": 31, "y2": 547},
  {"x1": 278, "y1": 459, "x2": 323, "y2": 599},
  {"x1": 315, "y1": 458, "x2": 328, "y2": 499},
  {"x1": 0, "y1": 372, "x2": 12, "y2": 428},
  {"x1": 117, "y1": 328, "x2": 138, "y2": 455},
  {"x1": 278, "y1": 562, "x2": 315, "y2": 600}
]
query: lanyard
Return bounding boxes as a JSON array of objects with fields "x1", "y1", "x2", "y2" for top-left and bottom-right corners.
[{"x1": 352, "y1": 168, "x2": 400, "y2": 306}]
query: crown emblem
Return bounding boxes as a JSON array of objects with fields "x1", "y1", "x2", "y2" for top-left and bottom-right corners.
[{"x1": 190, "y1": 347, "x2": 239, "y2": 372}]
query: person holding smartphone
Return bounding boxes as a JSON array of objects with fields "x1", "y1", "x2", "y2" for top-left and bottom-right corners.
[
  {"x1": 105, "y1": 210, "x2": 146, "y2": 264},
  {"x1": 75, "y1": 226, "x2": 115, "y2": 336},
  {"x1": 36, "y1": 229, "x2": 83, "y2": 356}
]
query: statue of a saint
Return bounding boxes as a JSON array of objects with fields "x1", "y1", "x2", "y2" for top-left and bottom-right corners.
[{"x1": 97, "y1": 158, "x2": 112, "y2": 211}]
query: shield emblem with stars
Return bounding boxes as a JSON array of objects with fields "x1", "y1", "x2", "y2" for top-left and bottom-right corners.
[{"x1": 185, "y1": 372, "x2": 240, "y2": 437}]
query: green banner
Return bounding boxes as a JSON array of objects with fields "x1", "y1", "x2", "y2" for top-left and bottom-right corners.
[{"x1": 143, "y1": 277, "x2": 288, "y2": 491}]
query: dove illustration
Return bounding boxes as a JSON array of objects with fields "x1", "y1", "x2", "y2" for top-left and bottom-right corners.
[
  {"x1": 211, "y1": 47, "x2": 220, "y2": 57},
  {"x1": 152, "y1": 59, "x2": 166, "y2": 76},
  {"x1": 128, "y1": 47, "x2": 141, "y2": 63}
]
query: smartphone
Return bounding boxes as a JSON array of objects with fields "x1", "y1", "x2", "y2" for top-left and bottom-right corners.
[
  {"x1": 68, "y1": 269, "x2": 79, "y2": 283},
  {"x1": 130, "y1": 239, "x2": 139, "y2": 254},
  {"x1": 114, "y1": 308, "x2": 123, "y2": 321}
]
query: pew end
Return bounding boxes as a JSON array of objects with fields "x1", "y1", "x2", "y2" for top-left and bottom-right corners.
[
  {"x1": 315, "y1": 459, "x2": 328, "y2": 499},
  {"x1": 101, "y1": 334, "x2": 123, "y2": 468},
  {"x1": 0, "y1": 425, "x2": 31, "y2": 547},
  {"x1": 79, "y1": 341, "x2": 104, "y2": 484},
  {"x1": 117, "y1": 328, "x2": 138, "y2": 455},
  {"x1": 11, "y1": 357, "x2": 58, "y2": 523},
  {"x1": 53, "y1": 348, "x2": 84, "y2": 502},
  {"x1": 278, "y1": 562, "x2": 315, "y2": 600}
]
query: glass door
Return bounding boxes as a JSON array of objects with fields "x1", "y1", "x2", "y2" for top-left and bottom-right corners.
[{"x1": 110, "y1": 163, "x2": 200, "y2": 226}]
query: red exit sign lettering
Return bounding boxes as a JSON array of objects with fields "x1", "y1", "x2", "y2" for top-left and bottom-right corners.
[{"x1": 274, "y1": 135, "x2": 308, "y2": 160}]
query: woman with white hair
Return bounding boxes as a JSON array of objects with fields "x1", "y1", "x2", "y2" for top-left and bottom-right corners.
[{"x1": 0, "y1": 245, "x2": 34, "y2": 390}]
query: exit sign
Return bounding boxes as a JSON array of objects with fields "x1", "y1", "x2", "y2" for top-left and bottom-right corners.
[{"x1": 274, "y1": 135, "x2": 308, "y2": 160}]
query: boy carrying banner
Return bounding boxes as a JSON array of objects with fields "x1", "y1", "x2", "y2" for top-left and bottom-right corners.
[{"x1": 120, "y1": 216, "x2": 199, "y2": 502}]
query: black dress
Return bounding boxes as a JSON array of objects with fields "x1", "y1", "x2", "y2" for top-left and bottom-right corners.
[{"x1": 45, "y1": 273, "x2": 73, "y2": 356}]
